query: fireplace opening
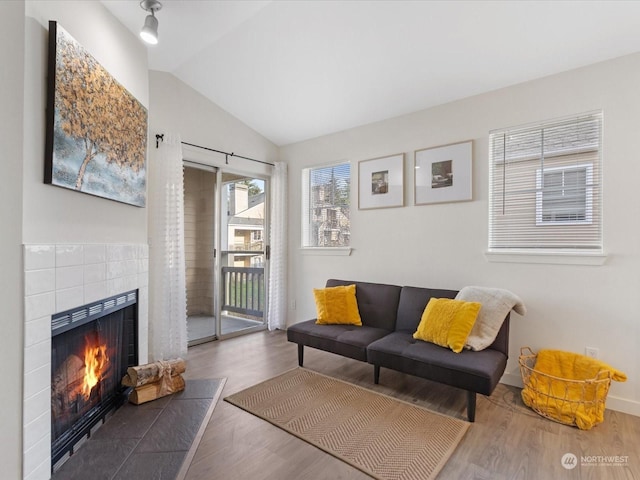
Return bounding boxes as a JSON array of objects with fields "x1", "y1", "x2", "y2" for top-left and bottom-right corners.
[{"x1": 51, "y1": 290, "x2": 138, "y2": 469}]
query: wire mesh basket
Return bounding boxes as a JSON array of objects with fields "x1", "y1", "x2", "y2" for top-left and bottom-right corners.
[{"x1": 518, "y1": 347, "x2": 613, "y2": 429}]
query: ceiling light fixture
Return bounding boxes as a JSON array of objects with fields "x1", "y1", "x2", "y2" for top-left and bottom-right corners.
[{"x1": 139, "y1": 0, "x2": 162, "y2": 45}]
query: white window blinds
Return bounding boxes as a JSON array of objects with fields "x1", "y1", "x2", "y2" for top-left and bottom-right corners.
[
  {"x1": 302, "y1": 162, "x2": 351, "y2": 247},
  {"x1": 489, "y1": 112, "x2": 602, "y2": 252}
]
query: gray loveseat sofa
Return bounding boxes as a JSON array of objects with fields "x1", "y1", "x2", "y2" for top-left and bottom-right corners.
[{"x1": 286, "y1": 279, "x2": 511, "y2": 422}]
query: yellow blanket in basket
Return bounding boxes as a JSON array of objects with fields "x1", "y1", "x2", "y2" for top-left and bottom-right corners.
[{"x1": 521, "y1": 350, "x2": 626, "y2": 430}]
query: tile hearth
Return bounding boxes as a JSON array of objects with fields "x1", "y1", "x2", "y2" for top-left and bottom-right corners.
[{"x1": 52, "y1": 379, "x2": 225, "y2": 480}]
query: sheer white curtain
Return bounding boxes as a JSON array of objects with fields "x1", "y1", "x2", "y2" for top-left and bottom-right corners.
[
  {"x1": 267, "y1": 161, "x2": 288, "y2": 330},
  {"x1": 148, "y1": 133, "x2": 188, "y2": 360}
]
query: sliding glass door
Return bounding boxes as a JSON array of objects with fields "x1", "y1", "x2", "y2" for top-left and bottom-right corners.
[
  {"x1": 183, "y1": 163, "x2": 268, "y2": 344},
  {"x1": 218, "y1": 173, "x2": 268, "y2": 337},
  {"x1": 184, "y1": 163, "x2": 217, "y2": 346}
]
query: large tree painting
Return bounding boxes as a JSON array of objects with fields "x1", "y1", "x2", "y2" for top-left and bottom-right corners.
[{"x1": 45, "y1": 21, "x2": 147, "y2": 207}]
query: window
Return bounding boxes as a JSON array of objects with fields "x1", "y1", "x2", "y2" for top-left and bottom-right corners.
[
  {"x1": 536, "y1": 164, "x2": 592, "y2": 225},
  {"x1": 302, "y1": 162, "x2": 351, "y2": 247},
  {"x1": 489, "y1": 112, "x2": 602, "y2": 252}
]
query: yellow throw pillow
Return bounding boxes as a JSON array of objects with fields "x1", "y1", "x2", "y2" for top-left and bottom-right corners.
[
  {"x1": 413, "y1": 298, "x2": 481, "y2": 353},
  {"x1": 314, "y1": 284, "x2": 362, "y2": 326}
]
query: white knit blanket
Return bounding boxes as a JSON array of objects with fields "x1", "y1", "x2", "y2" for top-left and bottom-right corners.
[{"x1": 455, "y1": 286, "x2": 526, "y2": 351}]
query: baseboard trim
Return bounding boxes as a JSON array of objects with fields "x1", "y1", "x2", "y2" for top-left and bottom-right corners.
[{"x1": 500, "y1": 371, "x2": 524, "y2": 389}]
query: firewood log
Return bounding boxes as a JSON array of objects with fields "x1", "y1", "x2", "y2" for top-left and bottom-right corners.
[
  {"x1": 121, "y1": 358, "x2": 186, "y2": 387},
  {"x1": 128, "y1": 374, "x2": 186, "y2": 405},
  {"x1": 52, "y1": 354, "x2": 85, "y2": 417},
  {"x1": 52, "y1": 354, "x2": 84, "y2": 395}
]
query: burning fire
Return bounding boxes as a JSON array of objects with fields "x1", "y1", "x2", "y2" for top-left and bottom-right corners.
[{"x1": 81, "y1": 343, "x2": 108, "y2": 400}]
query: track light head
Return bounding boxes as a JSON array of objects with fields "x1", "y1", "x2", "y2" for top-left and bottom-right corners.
[{"x1": 139, "y1": 0, "x2": 162, "y2": 45}]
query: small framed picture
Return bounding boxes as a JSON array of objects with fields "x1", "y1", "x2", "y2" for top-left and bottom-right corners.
[
  {"x1": 358, "y1": 153, "x2": 404, "y2": 209},
  {"x1": 414, "y1": 141, "x2": 472, "y2": 205}
]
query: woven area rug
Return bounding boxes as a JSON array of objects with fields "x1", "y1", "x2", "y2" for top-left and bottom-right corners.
[{"x1": 225, "y1": 368, "x2": 469, "y2": 480}]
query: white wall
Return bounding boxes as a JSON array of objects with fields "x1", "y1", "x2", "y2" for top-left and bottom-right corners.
[
  {"x1": 281, "y1": 53, "x2": 640, "y2": 416},
  {"x1": 24, "y1": 1, "x2": 149, "y2": 244},
  {"x1": 149, "y1": 70, "x2": 279, "y2": 174},
  {"x1": 0, "y1": 3, "x2": 26, "y2": 478}
]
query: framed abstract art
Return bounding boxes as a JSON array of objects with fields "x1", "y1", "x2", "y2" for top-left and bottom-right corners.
[{"x1": 44, "y1": 21, "x2": 148, "y2": 207}]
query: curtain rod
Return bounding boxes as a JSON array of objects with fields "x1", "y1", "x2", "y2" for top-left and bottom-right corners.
[{"x1": 155, "y1": 134, "x2": 274, "y2": 167}]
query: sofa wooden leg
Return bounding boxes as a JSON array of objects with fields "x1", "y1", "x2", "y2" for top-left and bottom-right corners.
[
  {"x1": 467, "y1": 391, "x2": 476, "y2": 422},
  {"x1": 374, "y1": 365, "x2": 380, "y2": 384},
  {"x1": 297, "y1": 344, "x2": 304, "y2": 367}
]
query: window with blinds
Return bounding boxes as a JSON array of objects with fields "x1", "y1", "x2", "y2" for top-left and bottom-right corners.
[
  {"x1": 489, "y1": 112, "x2": 602, "y2": 252},
  {"x1": 302, "y1": 162, "x2": 351, "y2": 247}
]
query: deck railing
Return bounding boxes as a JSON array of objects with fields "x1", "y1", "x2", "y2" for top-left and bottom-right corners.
[{"x1": 221, "y1": 266, "x2": 265, "y2": 317}]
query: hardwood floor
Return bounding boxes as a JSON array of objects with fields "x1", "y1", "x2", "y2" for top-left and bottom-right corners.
[{"x1": 182, "y1": 331, "x2": 640, "y2": 480}]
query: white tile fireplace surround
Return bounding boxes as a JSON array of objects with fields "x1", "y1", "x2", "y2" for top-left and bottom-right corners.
[{"x1": 23, "y1": 244, "x2": 149, "y2": 480}]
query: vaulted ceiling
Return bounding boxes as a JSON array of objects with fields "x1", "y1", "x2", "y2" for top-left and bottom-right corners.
[{"x1": 102, "y1": 0, "x2": 640, "y2": 146}]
